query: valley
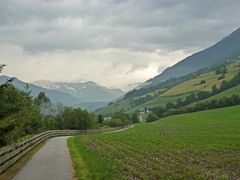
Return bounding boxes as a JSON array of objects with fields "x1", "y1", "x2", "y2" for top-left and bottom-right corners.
[{"x1": 0, "y1": 6, "x2": 240, "y2": 179}]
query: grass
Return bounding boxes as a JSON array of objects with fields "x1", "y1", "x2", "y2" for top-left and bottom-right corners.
[
  {"x1": 188, "y1": 84, "x2": 240, "y2": 107},
  {"x1": 69, "y1": 105, "x2": 240, "y2": 179},
  {"x1": 162, "y1": 60, "x2": 240, "y2": 96},
  {"x1": 0, "y1": 141, "x2": 46, "y2": 180},
  {"x1": 68, "y1": 137, "x2": 120, "y2": 180}
]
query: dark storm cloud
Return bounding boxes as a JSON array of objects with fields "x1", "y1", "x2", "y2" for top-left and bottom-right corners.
[{"x1": 0, "y1": 0, "x2": 240, "y2": 52}]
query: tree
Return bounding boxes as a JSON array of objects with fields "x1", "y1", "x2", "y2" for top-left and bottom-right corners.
[
  {"x1": 165, "y1": 102, "x2": 175, "y2": 109},
  {"x1": 215, "y1": 66, "x2": 227, "y2": 75},
  {"x1": 176, "y1": 98, "x2": 185, "y2": 107},
  {"x1": 152, "y1": 106, "x2": 166, "y2": 118},
  {"x1": 112, "y1": 112, "x2": 131, "y2": 125},
  {"x1": 97, "y1": 114, "x2": 104, "y2": 124},
  {"x1": 211, "y1": 84, "x2": 218, "y2": 95},
  {"x1": 103, "y1": 112, "x2": 131, "y2": 127},
  {"x1": 131, "y1": 112, "x2": 139, "y2": 123},
  {"x1": 34, "y1": 92, "x2": 52, "y2": 115},
  {"x1": 199, "y1": 80, "x2": 206, "y2": 84},
  {"x1": 197, "y1": 91, "x2": 210, "y2": 100},
  {"x1": 56, "y1": 107, "x2": 94, "y2": 130},
  {"x1": 35, "y1": 92, "x2": 51, "y2": 106},
  {"x1": 146, "y1": 113, "x2": 158, "y2": 123},
  {"x1": 0, "y1": 85, "x2": 42, "y2": 146}
]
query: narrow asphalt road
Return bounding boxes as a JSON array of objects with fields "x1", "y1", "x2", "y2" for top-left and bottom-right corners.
[{"x1": 13, "y1": 136, "x2": 73, "y2": 180}]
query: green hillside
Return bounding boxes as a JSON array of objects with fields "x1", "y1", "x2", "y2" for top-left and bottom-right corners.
[
  {"x1": 96, "y1": 60, "x2": 240, "y2": 116},
  {"x1": 188, "y1": 84, "x2": 240, "y2": 106},
  {"x1": 131, "y1": 93, "x2": 190, "y2": 111},
  {"x1": 163, "y1": 60, "x2": 240, "y2": 96},
  {"x1": 69, "y1": 105, "x2": 240, "y2": 179}
]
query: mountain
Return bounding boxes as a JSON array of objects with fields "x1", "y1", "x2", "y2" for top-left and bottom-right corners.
[
  {"x1": 96, "y1": 60, "x2": 240, "y2": 116},
  {"x1": 33, "y1": 80, "x2": 124, "y2": 103},
  {"x1": 0, "y1": 76, "x2": 124, "y2": 111},
  {"x1": 144, "y1": 27, "x2": 240, "y2": 88},
  {"x1": 0, "y1": 75, "x2": 82, "y2": 106}
]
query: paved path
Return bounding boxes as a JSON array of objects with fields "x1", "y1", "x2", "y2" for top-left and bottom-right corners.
[{"x1": 13, "y1": 137, "x2": 73, "y2": 180}]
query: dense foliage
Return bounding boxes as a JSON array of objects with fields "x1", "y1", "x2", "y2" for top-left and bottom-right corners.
[
  {"x1": 55, "y1": 107, "x2": 94, "y2": 130},
  {"x1": 0, "y1": 82, "x2": 41, "y2": 146},
  {"x1": 103, "y1": 112, "x2": 131, "y2": 127}
]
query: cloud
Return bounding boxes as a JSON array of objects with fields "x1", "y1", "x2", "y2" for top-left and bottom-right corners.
[
  {"x1": 0, "y1": 44, "x2": 188, "y2": 88},
  {"x1": 0, "y1": 0, "x2": 240, "y2": 88},
  {"x1": 0, "y1": 0, "x2": 240, "y2": 52}
]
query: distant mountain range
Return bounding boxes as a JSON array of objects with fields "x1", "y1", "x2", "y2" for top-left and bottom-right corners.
[
  {"x1": 143, "y1": 27, "x2": 240, "y2": 88},
  {"x1": 0, "y1": 76, "x2": 124, "y2": 111},
  {"x1": 33, "y1": 80, "x2": 124, "y2": 102},
  {"x1": 0, "y1": 75, "x2": 82, "y2": 106}
]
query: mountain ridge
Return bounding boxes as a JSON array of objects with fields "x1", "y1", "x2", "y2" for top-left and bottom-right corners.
[
  {"x1": 0, "y1": 75, "x2": 83, "y2": 106},
  {"x1": 144, "y1": 27, "x2": 240, "y2": 88},
  {"x1": 33, "y1": 80, "x2": 124, "y2": 102}
]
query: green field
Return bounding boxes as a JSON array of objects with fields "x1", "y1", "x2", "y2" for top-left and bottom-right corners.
[
  {"x1": 69, "y1": 105, "x2": 240, "y2": 179},
  {"x1": 162, "y1": 60, "x2": 240, "y2": 96},
  {"x1": 187, "y1": 84, "x2": 240, "y2": 107}
]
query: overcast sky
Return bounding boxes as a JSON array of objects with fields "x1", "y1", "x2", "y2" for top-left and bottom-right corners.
[{"x1": 1, "y1": 0, "x2": 240, "y2": 89}]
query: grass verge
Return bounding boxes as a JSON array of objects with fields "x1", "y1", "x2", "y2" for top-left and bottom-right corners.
[{"x1": 68, "y1": 136, "x2": 121, "y2": 180}]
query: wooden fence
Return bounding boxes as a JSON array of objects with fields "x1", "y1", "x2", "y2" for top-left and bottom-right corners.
[{"x1": 0, "y1": 127, "x2": 123, "y2": 174}]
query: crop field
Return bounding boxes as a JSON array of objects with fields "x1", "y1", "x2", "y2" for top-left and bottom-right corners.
[{"x1": 68, "y1": 105, "x2": 240, "y2": 179}]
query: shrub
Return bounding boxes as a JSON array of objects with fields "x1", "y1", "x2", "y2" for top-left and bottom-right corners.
[
  {"x1": 146, "y1": 113, "x2": 158, "y2": 123},
  {"x1": 199, "y1": 80, "x2": 206, "y2": 84},
  {"x1": 103, "y1": 118, "x2": 125, "y2": 127}
]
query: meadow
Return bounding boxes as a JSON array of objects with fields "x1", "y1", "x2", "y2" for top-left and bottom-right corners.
[
  {"x1": 162, "y1": 60, "x2": 240, "y2": 96},
  {"x1": 190, "y1": 84, "x2": 240, "y2": 106},
  {"x1": 68, "y1": 105, "x2": 240, "y2": 179}
]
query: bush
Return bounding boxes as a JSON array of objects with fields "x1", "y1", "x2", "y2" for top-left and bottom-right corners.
[
  {"x1": 146, "y1": 113, "x2": 158, "y2": 123},
  {"x1": 199, "y1": 80, "x2": 206, "y2": 84},
  {"x1": 103, "y1": 118, "x2": 124, "y2": 127},
  {"x1": 131, "y1": 112, "x2": 140, "y2": 123},
  {"x1": 103, "y1": 112, "x2": 132, "y2": 127}
]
